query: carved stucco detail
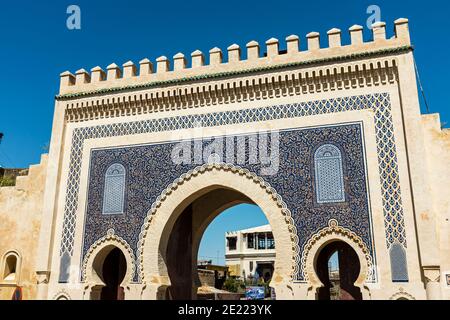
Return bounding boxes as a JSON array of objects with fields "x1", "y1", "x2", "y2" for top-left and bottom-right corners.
[
  {"x1": 389, "y1": 287, "x2": 416, "y2": 300},
  {"x1": 36, "y1": 271, "x2": 51, "y2": 285},
  {"x1": 136, "y1": 162, "x2": 300, "y2": 282},
  {"x1": 423, "y1": 267, "x2": 441, "y2": 283},
  {"x1": 61, "y1": 56, "x2": 400, "y2": 123},
  {"x1": 52, "y1": 289, "x2": 71, "y2": 300}
]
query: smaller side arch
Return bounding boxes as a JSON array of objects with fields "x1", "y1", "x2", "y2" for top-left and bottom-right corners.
[
  {"x1": 301, "y1": 219, "x2": 373, "y2": 299},
  {"x1": 1, "y1": 250, "x2": 21, "y2": 284},
  {"x1": 81, "y1": 228, "x2": 135, "y2": 288}
]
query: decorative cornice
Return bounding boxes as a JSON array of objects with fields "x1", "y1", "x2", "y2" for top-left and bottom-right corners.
[
  {"x1": 136, "y1": 162, "x2": 301, "y2": 282},
  {"x1": 57, "y1": 45, "x2": 411, "y2": 101},
  {"x1": 62, "y1": 54, "x2": 401, "y2": 123}
]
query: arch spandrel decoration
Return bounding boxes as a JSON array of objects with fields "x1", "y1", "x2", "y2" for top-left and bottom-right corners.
[
  {"x1": 136, "y1": 162, "x2": 300, "y2": 283},
  {"x1": 301, "y1": 219, "x2": 374, "y2": 285},
  {"x1": 81, "y1": 228, "x2": 136, "y2": 285}
]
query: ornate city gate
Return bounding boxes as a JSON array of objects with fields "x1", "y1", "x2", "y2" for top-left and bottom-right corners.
[{"x1": 30, "y1": 18, "x2": 447, "y2": 300}]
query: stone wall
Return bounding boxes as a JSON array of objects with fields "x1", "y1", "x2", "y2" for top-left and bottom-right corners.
[
  {"x1": 421, "y1": 114, "x2": 450, "y2": 299},
  {"x1": 198, "y1": 269, "x2": 215, "y2": 287},
  {"x1": 0, "y1": 155, "x2": 47, "y2": 300}
]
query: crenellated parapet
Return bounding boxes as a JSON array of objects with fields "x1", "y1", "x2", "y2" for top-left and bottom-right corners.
[{"x1": 58, "y1": 19, "x2": 411, "y2": 98}]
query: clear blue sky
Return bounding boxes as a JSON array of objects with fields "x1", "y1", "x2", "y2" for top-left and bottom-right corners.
[
  {"x1": 198, "y1": 204, "x2": 268, "y2": 265},
  {"x1": 0, "y1": 1, "x2": 448, "y2": 265}
]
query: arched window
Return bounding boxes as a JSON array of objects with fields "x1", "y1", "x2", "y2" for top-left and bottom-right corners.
[
  {"x1": 102, "y1": 163, "x2": 126, "y2": 214},
  {"x1": 2, "y1": 251, "x2": 20, "y2": 283},
  {"x1": 314, "y1": 144, "x2": 345, "y2": 204},
  {"x1": 390, "y1": 242, "x2": 409, "y2": 282}
]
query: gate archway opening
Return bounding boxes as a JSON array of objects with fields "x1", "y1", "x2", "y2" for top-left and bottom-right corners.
[
  {"x1": 139, "y1": 165, "x2": 298, "y2": 300},
  {"x1": 89, "y1": 246, "x2": 127, "y2": 300},
  {"x1": 165, "y1": 188, "x2": 276, "y2": 300},
  {"x1": 315, "y1": 240, "x2": 362, "y2": 300},
  {"x1": 100, "y1": 247, "x2": 127, "y2": 300}
]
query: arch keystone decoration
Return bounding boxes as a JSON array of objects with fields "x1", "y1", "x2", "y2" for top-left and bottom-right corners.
[
  {"x1": 81, "y1": 228, "x2": 136, "y2": 286},
  {"x1": 136, "y1": 163, "x2": 301, "y2": 288},
  {"x1": 389, "y1": 288, "x2": 416, "y2": 300},
  {"x1": 301, "y1": 219, "x2": 374, "y2": 292},
  {"x1": 52, "y1": 289, "x2": 71, "y2": 300}
]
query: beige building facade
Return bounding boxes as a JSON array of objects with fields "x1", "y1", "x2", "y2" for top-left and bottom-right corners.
[
  {"x1": 0, "y1": 18, "x2": 449, "y2": 300},
  {"x1": 225, "y1": 225, "x2": 276, "y2": 281}
]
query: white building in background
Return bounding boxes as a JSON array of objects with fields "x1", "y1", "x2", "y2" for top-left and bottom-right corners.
[{"x1": 225, "y1": 225, "x2": 275, "y2": 282}]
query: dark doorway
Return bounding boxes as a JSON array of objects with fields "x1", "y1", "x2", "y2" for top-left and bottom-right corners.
[
  {"x1": 166, "y1": 204, "x2": 194, "y2": 300},
  {"x1": 100, "y1": 247, "x2": 127, "y2": 300},
  {"x1": 164, "y1": 187, "x2": 270, "y2": 300},
  {"x1": 315, "y1": 241, "x2": 362, "y2": 300},
  {"x1": 255, "y1": 263, "x2": 274, "y2": 283}
]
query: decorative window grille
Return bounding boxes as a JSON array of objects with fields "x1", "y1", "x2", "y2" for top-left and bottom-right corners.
[
  {"x1": 390, "y1": 242, "x2": 409, "y2": 282},
  {"x1": 314, "y1": 144, "x2": 345, "y2": 203},
  {"x1": 102, "y1": 163, "x2": 126, "y2": 214}
]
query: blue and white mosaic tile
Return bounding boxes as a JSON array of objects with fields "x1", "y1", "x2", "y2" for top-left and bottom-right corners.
[{"x1": 58, "y1": 93, "x2": 407, "y2": 283}]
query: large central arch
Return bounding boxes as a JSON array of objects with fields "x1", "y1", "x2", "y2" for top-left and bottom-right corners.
[{"x1": 137, "y1": 163, "x2": 300, "y2": 300}]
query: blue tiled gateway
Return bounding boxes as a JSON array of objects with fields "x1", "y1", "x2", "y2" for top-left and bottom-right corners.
[{"x1": 0, "y1": 18, "x2": 448, "y2": 301}]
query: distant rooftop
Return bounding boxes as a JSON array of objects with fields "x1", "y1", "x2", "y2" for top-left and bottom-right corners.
[{"x1": 226, "y1": 224, "x2": 271, "y2": 235}]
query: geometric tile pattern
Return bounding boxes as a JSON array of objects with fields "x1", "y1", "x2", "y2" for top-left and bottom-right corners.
[
  {"x1": 390, "y1": 242, "x2": 409, "y2": 282},
  {"x1": 314, "y1": 144, "x2": 346, "y2": 203},
  {"x1": 374, "y1": 96, "x2": 407, "y2": 248},
  {"x1": 82, "y1": 124, "x2": 373, "y2": 283},
  {"x1": 102, "y1": 163, "x2": 126, "y2": 214},
  {"x1": 58, "y1": 93, "x2": 407, "y2": 283}
]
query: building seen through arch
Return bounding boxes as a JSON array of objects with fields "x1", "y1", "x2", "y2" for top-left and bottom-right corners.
[{"x1": 225, "y1": 224, "x2": 275, "y2": 283}]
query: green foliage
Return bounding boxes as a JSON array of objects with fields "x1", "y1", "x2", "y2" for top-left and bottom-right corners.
[
  {"x1": 222, "y1": 277, "x2": 245, "y2": 293},
  {"x1": 0, "y1": 176, "x2": 16, "y2": 187}
]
